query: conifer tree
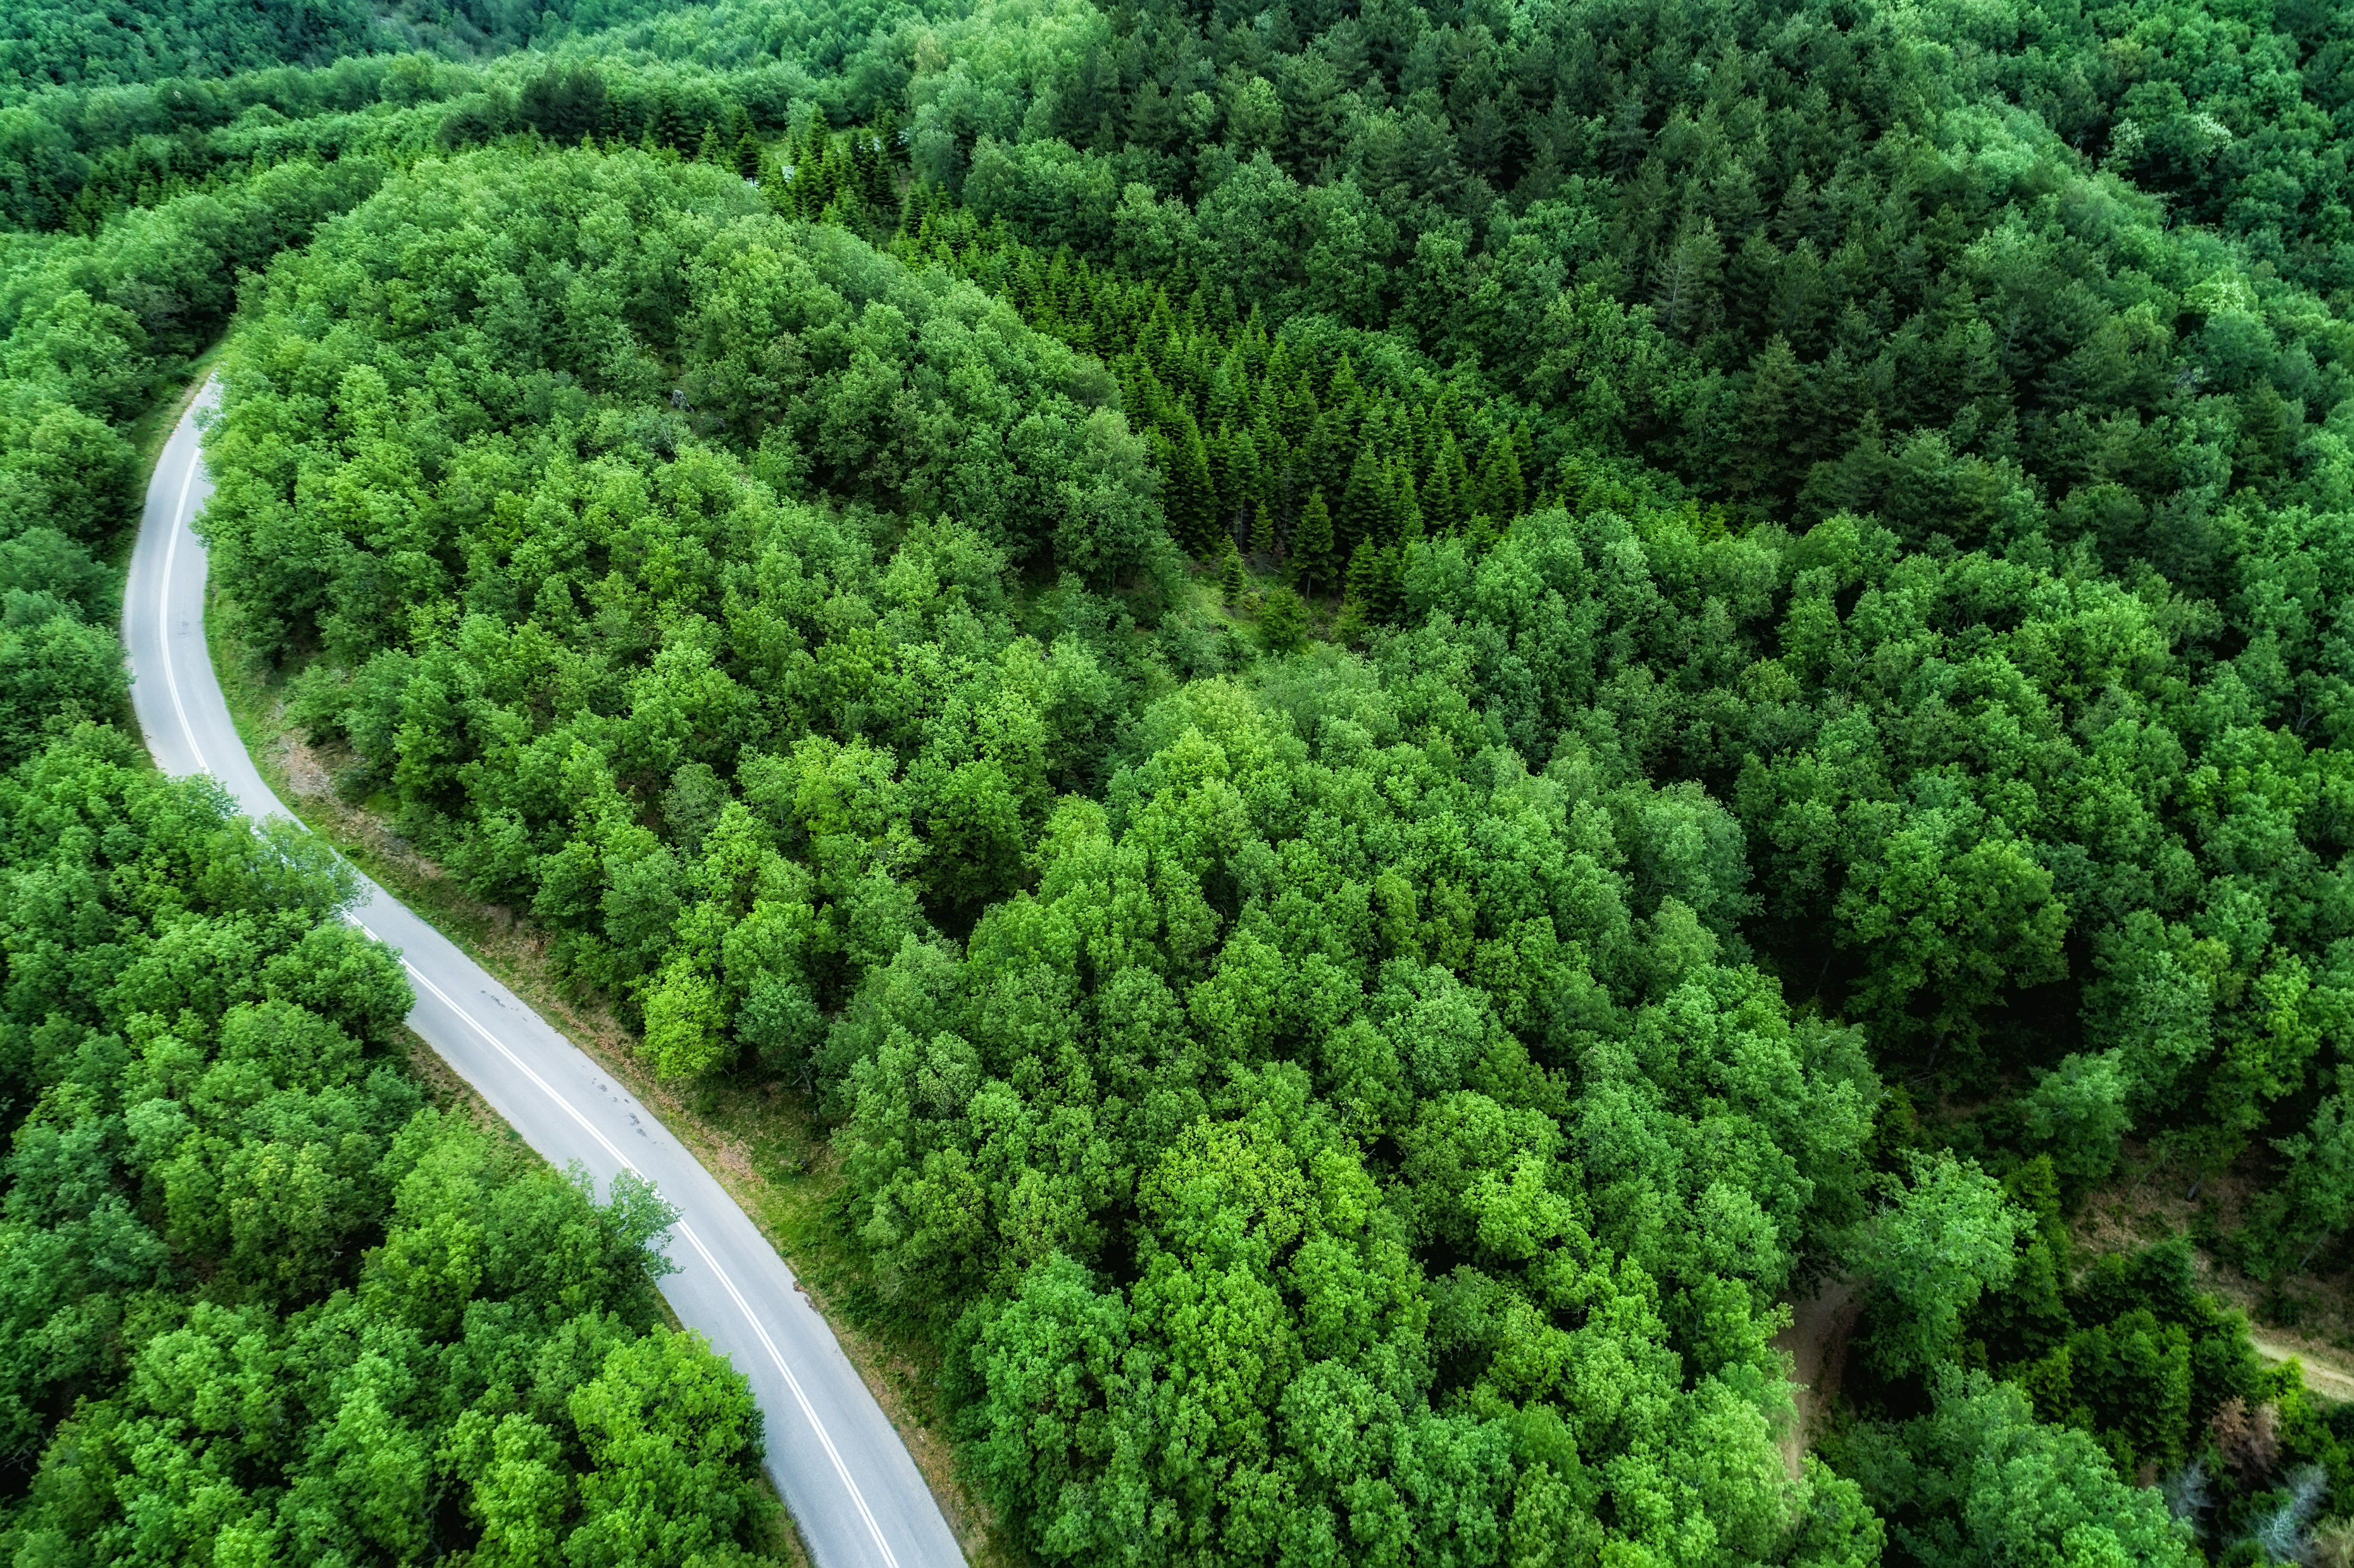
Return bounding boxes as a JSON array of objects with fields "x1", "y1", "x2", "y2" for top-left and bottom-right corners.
[
  {"x1": 1736, "y1": 334, "x2": 1806, "y2": 498},
  {"x1": 1167, "y1": 415, "x2": 1218, "y2": 557},
  {"x1": 723, "y1": 102, "x2": 754, "y2": 149},
  {"x1": 1219, "y1": 539, "x2": 1246, "y2": 605},
  {"x1": 1327, "y1": 352, "x2": 1361, "y2": 418},
  {"x1": 1209, "y1": 423, "x2": 1244, "y2": 528},
  {"x1": 1209, "y1": 348, "x2": 1248, "y2": 429},
  {"x1": 1256, "y1": 585, "x2": 1308, "y2": 654},
  {"x1": 1252, "y1": 410, "x2": 1282, "y2": 488},
  {"x1": 1343, "y1": 537, "x2": 1379, "y2": 612},
  {"x1": 1277, "y1": 374, "x2": 1316, "y2": 446},
  {"x1": 1406, "y1": 401, "x2": 1435, "y2": 487},
  {"x1": 1430, "y1": 431, "x2": 1469, "y2": 533},
  {"x1": 654, "y1": 92, "x2": 691, "y2": 151},
  {"x1": 1478, "y1": 435, "x2": 1526, "y2": 521},
  {"x1": 1395, "y1": 466, "x2": 1424, "y2": 542},
  {"x1": 1250, "y1": 501, "x2": 1278, "y2": 564},
  {"x1": 871, "y1": 108, "x2": 901, "y2": 199},
  {"x1": 1339, "y1": 445, "x2": 1383, "y2": 557},
  {"x1": 1292, "y1": 488, "x2": 1335, "y2": 596}
]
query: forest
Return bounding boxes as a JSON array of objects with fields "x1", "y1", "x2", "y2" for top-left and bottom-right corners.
[{"x1": 6, "y1": 0, "x2": 2354, "y2": 1563}]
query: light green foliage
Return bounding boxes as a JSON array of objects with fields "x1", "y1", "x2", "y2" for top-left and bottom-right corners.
[
  {"x1": 828, "y1": 673, "x2": 1880, "y2": 1563},
  {"x1": 210, "y1": 146, "x2": 1171, "y2": 644},
  {"x1": 0, "y1": 575, "x2": 125, "y2": 762},
  {"x1": 0, "y1": 730, "x2": 783, "y2": 1565},
  {"x1": 205, "y1": 147, "x2": 1171, "y2": 1059},
  {"x1": 0, "y1": 0, "x2": 687, "y2": 100},
  {"x1": 852, "y1": 0, "x2": 2354, "y2": 1296},
  {"x1": 15, "y1": 0, "x2": 2354, "y2": 1557},
  {"x1": 1852, "y1": 1152, "x2": 2030, "y2": 1380},
  {"x1": 567, "y1": 1325, "x2": 775, "y2": 1566},
  {"x1": 1831, "y1": 1372, "x2": 2198, "y2": 1568}
]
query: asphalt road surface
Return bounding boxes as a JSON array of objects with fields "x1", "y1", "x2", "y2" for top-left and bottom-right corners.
[{"x1": 124, "y1": 380, "x2": 966, "y2": 1568}]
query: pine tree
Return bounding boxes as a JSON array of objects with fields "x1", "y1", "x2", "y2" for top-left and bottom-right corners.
[
  {"x1": 1250, "y1": 501, "x2": 1278, "y2": 564},
  {"x1": 1421, "y1": 453, "x2": 1454, "y2": 536},
  {"x1": 872, "y1": 107, "x2": 902, "y2": 200},
  {"x1": 1251, "y1": 409, "x2": 1283, "y2": 496},
  {"x1": 1735, "y1": 333, "x2": 1806, "y2": 498},
  {"x1": 1208, "y1": 424, "x2": 1241, "y2": 528},
  {"x1": 1167, "y1": 415, "x2": 1218, "y2": 557},
  {"x1": 1209, "y1": 347, "x2": 1249, "y2": 429},
  {"x1": 1277, "y1": 374, "x2": 1316, "y2": 447},
  {"x1": 1338, "y1": 444, "x2": 1383, "y2": 557},
  {"x1": 1652, "y1": 217, "x2": 1726, "y2": 339},
  {"x1": 1239, "y1": 307, "x2": 1270, "y2": 377},
  {"x1": 1241, "y1": 428, "x2": 1267, "y2": 519},
  {"x1": 1395, "y1": 467, "x2": 1424, "y2": 543},
  {"x1": 1141, "y1": 296, "x2": 1178, "y2": 381},
  {"x1": 1404, "y1": 400, "x2": 1434, "y2": 485},
  {"x1": 1343, "y1": 538, "x2": 1379, "y2": 611},
  {"x1": 654, "y1": 92, "x2": 691, "y2": 151},
  {"x1": 1327, "y1": 352, "x2": 1361, "y2": 416},
  {"x1": 1124, "y1": 361, "x2": 1168, "y2": 437},
  {"x1": 1477, "y1": 435, "x2": 1526, "y2": 522},
  {"x1": 855, "y1": 127, "x2": 893, "y2": 214},
  {"x1": 1431, "y1": 431, "x2": 1469, "y2": 533},
  {"x1": 1292, "y1": 488, "x2": 1335, "y2": 597},
  {"x1": 1306, "y1": 408, "x2": 1351, "y2": 506},
  {"x1": 1219, "y1": 540, "x2": 1246, "y2": 605},
  {"x1": 1257, "y1": 585, "x2": 1309, "y2": 654}
]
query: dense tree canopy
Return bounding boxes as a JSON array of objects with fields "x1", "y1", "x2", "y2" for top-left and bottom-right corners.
[
  {"x1": 0, "y1": 0, "x2": 690, "y2": 99},
  {"x1": 0, "y1": 56, "x2": 798, "y2": 1568},
  {"x1": 10, "y1": 0, "x2": 2354, "y2": 1561},
  {"x1": 0, "y1": 730, "x2": 787, "y2": 1565}
]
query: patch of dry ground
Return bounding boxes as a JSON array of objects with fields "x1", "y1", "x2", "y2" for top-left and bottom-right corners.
[
  {"x1": 1772, "y1": 1277, "x2": 1860, "y2": 1478},
  {"x1": 2077, "y1": 1148, "x2": 2354, "y2": 1405}
]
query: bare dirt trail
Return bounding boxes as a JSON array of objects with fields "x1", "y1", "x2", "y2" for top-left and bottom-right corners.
[
  {"x1": 2250, "y1": 1334, "x2": 2354, "y2": 1403},
  {"x1": 1761, "y1": 1279, "x2": 2354, "y2": 1484},
  {"x1": 1772, "y1": 1277, "x2": 1861, "y2": 1478}
]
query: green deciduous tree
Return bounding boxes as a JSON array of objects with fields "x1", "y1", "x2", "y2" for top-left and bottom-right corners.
[{"x1": 1854, "y1": 1151, "x2": 2031, "y2": 1380}]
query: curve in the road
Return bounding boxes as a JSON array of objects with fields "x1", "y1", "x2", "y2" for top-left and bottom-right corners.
[{"x1": 124, "y1": 381, "x2": 965, "y2": 1568}]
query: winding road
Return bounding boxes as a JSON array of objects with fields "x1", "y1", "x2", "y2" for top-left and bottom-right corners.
[{"x1": 124, "y1": 382, "x2": 966, "y2": 1568}]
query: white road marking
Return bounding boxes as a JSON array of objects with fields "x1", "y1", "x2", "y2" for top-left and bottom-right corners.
[
  {"x1": 378, "y1": 935, "x2": 903, "y2": 1568},
  {"x1": 676, "y1": 1222, "x2": 903, "y2": 1568},
  {"x1": 160, "y1": 435, "x2": 208, "y2": 777}
]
